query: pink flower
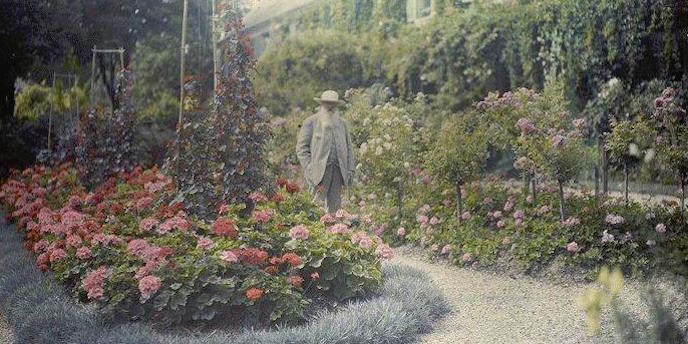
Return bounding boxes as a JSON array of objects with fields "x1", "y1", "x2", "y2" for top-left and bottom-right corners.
[
  {"x1": 358, "y1": 236, "x2": 373, "y2": 250},
  {"x1": 196, "y1": 237, "x2": 215, "y2": 250},
  {"x1": 516, "y1": 118, "x2": 537, "y2": 135},
  {"x1": 66, "y1": 234, "x2": 83, "y2": 248},
  {"x1": 536, "y1": 205, "x2": 551, "y2": 216},
  {"x1": 601, "y1": 230, "x2": 615, "y2": 244},
  {"x1": 514, "y1": 218, "x2": 523, "y2": 227},
  {"x1": 502, "y1": 236, "x2": 511, "y2": 245},
  {"x1": 483, "y1": 197, "x2": 493, "y2": 206},
  {"x1": 443, "y1": 199, "x2": 452, "y2": 207},
  {"x1": 566, "y1": 241, "x2": 579, "y2": 253},
  {"x1": 49, "y1": 248, "x2": 67, "y2": 263},
  {"x1": 252, "y1": 209, "x2": 273, "y2": 224},
  {"x1": 550, "y1": 134, "x2": 568, "y2": 149},
  {"x1": 513, "y1": 210, "x2": 524, "y2": 220},
  {"x1": 562, "y1": 217, "x2": 580, "y2": 227},
  {"x1": 429, "y1": 217, "x2": 440, "y2": 226},
  {"x1": 396, "y1": 227, "x2": 406, "y2": 237},
  {"x1": 61, "y1": 210, "x2": 85, "y2": 230},
  {"x1": 416, "y1": 215, "x2": 429, "y2": 225},
  {"x1": 375, "y1": 244, "x2": 394, "y2": 260},
  {"x1": 418, "y1": 204, "x2": 431, "y2": 215},
  {"x1": 620, "y1": 231, "x2": 633, "y2": 244},
  {"x1": 67, "y1": 195, "x2": 82, "y2": 209},
  {"x1": 138, "y1": 217, "x2": 159, "y2": 232},
  {"x1": 82, "y1": 266, "x2": 110, "y2": 300},
  {"x1": 462, "y1": 252, "x2": 473, "y2": 263},
  {"x1": 33, "y1": 240, "x2": 49, "y2": 253},
  {"x1": 441, "y1": 244, "x2": 452, "y2": 255},
  {"x1": 138, "y1": 275, "x2": 162, "y2": 301},
  {"x1": 76, "y1": 246, "x2": 92, "y2": 260},
  {"x1": 461, "y1": 211, "x2": 472, "y2": 221},
  {"x1": 492, "y1": 211, "x2": 503, "y2": 219},
  {"x1": 526, "y1": 195, "x2": 533, "y2": 203},
  {"x1": 136, "y1": 196, "x2": 154, "y2": 212},
  {"x1": 128, "y1": 239, "x2": 151, "y2": 258},
  {"x1": 158, "y1": 215, "x2": 190, "y2": 234},
  {"x1": 605, "y1": 214, "x2": 625, "y2": 226},
  {"x1": 320, "y1": 213, "x2": 336, "y2": 224},
  {"x1": 430, "y1": 244, "x2": 439, "y2": 252},
  {"x1": 496, "y1": 220, "x2": 506, "y2": 229},
  {"x1": 655, "y1": 223, "x2": 667, "y2": 233},
  {"x1": 289, "y1": 225, "x2": 310, "y2": 240},
  {"x1": 327, "y1": 223, "x2": 350, "y2": 234},
  {"x1": 219, "y1": 250, "x2": 239, "y2": 264}
]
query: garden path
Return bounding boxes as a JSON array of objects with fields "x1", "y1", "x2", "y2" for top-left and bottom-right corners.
[
  {"x1": 393, "y1": 251, "x2": 657, "y2": 344},
  {"x1": 0, "y1": 314, "x2": 11, "y2": 344}
]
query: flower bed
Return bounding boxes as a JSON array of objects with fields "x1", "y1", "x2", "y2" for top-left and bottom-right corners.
[
  {"x1": 0, "y1": 223, "x2": 447, "y2": 344},
  {"x1": 0, "y1": 164, "x2": 393, "y2": 327},
  {"x1": 357, "y1": 175, "x2": 687, "y2": 277}
]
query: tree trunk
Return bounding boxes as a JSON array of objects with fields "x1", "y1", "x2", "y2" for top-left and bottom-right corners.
[
  {"x1": 558, "y1": 180, "x2": 565, "y2": 222},
  {"x1": 602, "y1": 147, "x2": 609, "y2": 195},
  {"x1": 681, "y1": 176, "x2": 685, "y2": 214},
  {"x1": 623, "y1": 162, "x2": 629, "y2": 206},
  {"x1": 530, "y1": 172, "x2": 537, "y2": 206},
  {"x1": 455, "y1": 182, "x2": 463, "y2": 223},
  {"x1": 594, "y1": 166, "x2": 600, "y2": 199},
  {"x1": 397, "y1": 179, "x2": 404, "y2": 219}
]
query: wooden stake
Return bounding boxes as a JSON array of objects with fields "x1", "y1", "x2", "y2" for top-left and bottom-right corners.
[{"x1": 179, "y1": 0, "x2": 188, "y2": 129}]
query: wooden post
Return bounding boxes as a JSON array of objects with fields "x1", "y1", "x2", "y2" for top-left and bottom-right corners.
[
  {"x1": 119, "y1": 48, "x2": 125, "y2": 69},
  {"x1": 212, "y1": 0, "x2": 218, "y2": 93},
  {"x1": 47, "y1": 74, "x2": 55, "y2": 151},
  {"x1": 179, "y1": 0, "x2": 188, "y2": 129},
  {"x1": 90, "y1": 45, "x2": 97, "y2": 103}
]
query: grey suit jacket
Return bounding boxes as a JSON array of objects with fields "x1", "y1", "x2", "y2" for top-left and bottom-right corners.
[{"x1": 296, "y1": 114, "x2": 356, "y2": 188}]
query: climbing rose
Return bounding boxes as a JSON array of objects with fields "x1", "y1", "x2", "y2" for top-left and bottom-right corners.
[
  {"x1": 289, "y1": 225, "x2": 309, "y2": 240},
  {"x1": 212, "y1": 218, "x2": 238, "y2": 238},
  {"x1": 246, "y1": 288, "x2": 263, "y2": 301},
  {"x1": 138, "y1": 275, "x2": 162, "y2": 301},
  {"x1": 566, "y1": 242, "x2": 579, "y2": 253}
]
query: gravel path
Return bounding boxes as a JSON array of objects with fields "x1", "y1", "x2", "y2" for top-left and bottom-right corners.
[
  {"x1": 392, "y1": 253, "x2": 665, "y2": 344},
  {"x1": 0, "y1": 314, "x2": 12, "y2": 344}
]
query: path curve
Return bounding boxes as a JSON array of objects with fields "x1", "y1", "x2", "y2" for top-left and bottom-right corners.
[{"x1": 392, "y1": 253, "x2": 654, "y2": 344}]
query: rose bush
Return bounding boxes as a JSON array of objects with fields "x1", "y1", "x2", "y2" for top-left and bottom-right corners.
[{"x1": 0, "y1": 164, "x2": 388, "y2": 327}]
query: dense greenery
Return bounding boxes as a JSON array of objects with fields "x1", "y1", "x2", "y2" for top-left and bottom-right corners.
[{"x1": 257, "y1": 0, "x2": 688, "y2": 115}]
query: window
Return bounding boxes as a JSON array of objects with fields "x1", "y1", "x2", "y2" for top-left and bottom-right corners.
[{"x1": 417, "y1": 0, "x2": 432, "y2": 18}]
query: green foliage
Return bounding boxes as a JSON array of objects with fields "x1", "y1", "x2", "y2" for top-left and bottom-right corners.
[
  {"x1": 255, "y1": 29, "x2": 378, "y2": 116},
  {"x1": 14, "y1": 83, "x2": 87, "y2": 121}
]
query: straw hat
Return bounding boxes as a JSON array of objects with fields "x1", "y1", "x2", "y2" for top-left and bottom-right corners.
[{"x1": 314, "y1": 90, "x2": 344, "y2": 105}]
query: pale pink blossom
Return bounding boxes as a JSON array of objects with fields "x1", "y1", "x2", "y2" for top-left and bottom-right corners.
[
  {"x1": 497, "y1": 220, "x2": 506, "y2": 229},
  {"x1": 601, "y1": 230, "x2": 615, "y2": 244},
  {"x1": 566, "y1": 241, "x2": 579, "y2": 253},
  {"x1": 429, "y1": 217, "x2": 440, "y2": 226},
  {"x1": 430, "y1": 244, "x2": 439, "y2": 252},
  {"x1": 562, "y1": 217, "x2": 580, "y2": 227},
  {"x1": 219, "y1": 251, "x2": 239, "y2": 264},
  {"x1": 396, "y1": 227, "x2": 406, "y2": 237},
  {"x1": 196, "y1": 237, "x2": 215, "y2": 251},
  {"x1": 461, "y1": 211, "x2": 472, "y2": 221},
  {"x1": 375, "y1": 244, "x2": 394, "y2": 259},
  {"x1": 290, "y1": 225, "x2": 310, "y2": 240},
  {"x1": 76, "y1": 246, "x2": 92, "y2": 260},
  {"x1": 139, "y1": 217, "x2": 159, "y2": 232},
  {"x1": 655, "y1": 223, "x2": 667, "y2": 233},
  {"x1": 327, "y1": 223, "x2": 350, "y2": 234},
  {"x1": 605, "y1": 214, "x2": 625, "y2": 226},
  {"x1": 82, "y1": 266, "x2": 110, "y2": 300},
  {"x1": 462, "y1": 253, "x2": 473, "y2": 263},
  {"x1": 49, "y1": 248, "x2": 67, "y2": 263},
  {"x1": 441, "y1": 245, "x2": 452, "y2": 255}
]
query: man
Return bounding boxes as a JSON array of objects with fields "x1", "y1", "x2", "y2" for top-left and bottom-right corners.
[{"x1": 296, "y1": 90, "x2": 356, "y2": 213}]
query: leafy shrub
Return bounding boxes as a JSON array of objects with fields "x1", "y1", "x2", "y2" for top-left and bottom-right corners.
[{"x1": 0, "y1": 164, "x2": 388, "y2": 327}]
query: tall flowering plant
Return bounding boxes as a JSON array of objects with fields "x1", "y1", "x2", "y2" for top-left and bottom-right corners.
[
  {"x1": 605, "y1": 117, "x2": 654, "y2": 206},
  {"x1": 651, "y1": 87, "x2": 688, "y2": 212},
  {"x1": 425, "y1": 115, "x2": 487, "y2": 222}
]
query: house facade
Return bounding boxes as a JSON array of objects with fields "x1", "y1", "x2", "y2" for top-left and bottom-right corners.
[{"x1": 244, "y1": 0, "x2": 445, "y2": 56}]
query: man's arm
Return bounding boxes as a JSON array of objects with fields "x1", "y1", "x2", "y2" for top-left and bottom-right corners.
[{"x1": 296, "y1": 119, "x2": 313, "y2": 171}]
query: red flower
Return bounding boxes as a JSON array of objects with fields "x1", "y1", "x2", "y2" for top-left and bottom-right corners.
[
  {"x1": 276, "y1": 177, "x2": 288, "y2": 188},
  {"x1": 269, "y1": 257, "x2": 282, "y2": 265},
  {"x1": 246, "y1": 287, "x2": 263, "y2": 301},
  {"x1": 212, "y1": 218, "x2": 237, "y2": 238},
  {"x1": 238, "y1": 248, "x2": 268, "y2": 265},
  {"x1": 286, "y1": 181, "x2": 300, "y2": 194},
  {"x1": 281, "y1": 253, "x2": 301, "y2": 268},
  {"x1": 287, "y1": 275, "x2": 303, "y2": 288}
]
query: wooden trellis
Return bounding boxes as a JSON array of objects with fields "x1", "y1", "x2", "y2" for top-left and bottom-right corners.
[{"x1": 89, "y1": 46, "x2": 126, "y2": 103}]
